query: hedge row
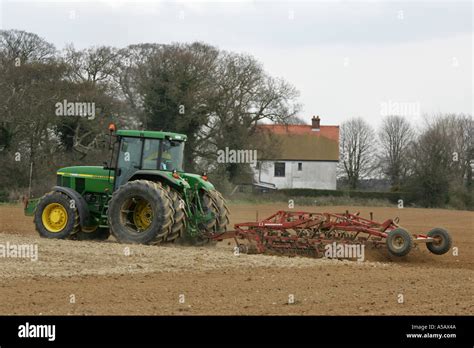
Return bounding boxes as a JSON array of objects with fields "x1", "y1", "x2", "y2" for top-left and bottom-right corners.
[
  {"x1": 278, "y1": 188, "x2": 415, "y2": 204},
  {"x1": 0, "y1": 190, "x2": 8, "y2": 202}
]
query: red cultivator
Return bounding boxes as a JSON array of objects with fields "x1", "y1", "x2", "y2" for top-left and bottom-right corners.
[{"x1": 213, "y1": 210, "x2": 452, "y2": 258}]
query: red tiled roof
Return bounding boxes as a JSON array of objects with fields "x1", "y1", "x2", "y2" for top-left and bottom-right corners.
[
  {"x1": 257, "y1": 124, "x2": 339, "y2": 142},
  {"x1": 256, "y1": 123, "x2": 340, "y2": 161}
]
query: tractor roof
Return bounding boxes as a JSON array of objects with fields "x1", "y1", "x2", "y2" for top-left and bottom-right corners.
[{"x1": 116, "y1": 130, "x2": 187, "y2": 141}]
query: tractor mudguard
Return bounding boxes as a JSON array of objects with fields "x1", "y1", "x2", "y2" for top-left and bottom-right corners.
[
  {"x1": 129, "y1": 170, "x2": 191, "y2": 190},
  {"x1": 52, "y1": 186, "x2": 90, "y2": 227},
  {"x1": 179, "y1": 173, "x2": 215, "y2": 191}
]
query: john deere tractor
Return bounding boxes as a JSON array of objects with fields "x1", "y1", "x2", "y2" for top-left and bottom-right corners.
[{"x1": 24, "y1": 128, "x2": 229, "y2": 245}]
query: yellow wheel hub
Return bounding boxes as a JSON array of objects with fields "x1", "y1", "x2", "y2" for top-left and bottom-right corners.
[
  {"x1": 41, "y1": 203, "x2": 68, "y2": 233},
  {"x1": 133, "y1": 200, "x2": 153, "y2": 230}
]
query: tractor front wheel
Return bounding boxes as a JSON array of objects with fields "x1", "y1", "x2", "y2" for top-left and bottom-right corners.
[
  {"x1": 34, "y1": 191, "x2": 80, "y2": 239},
  {"x1": 108, "y1": 180, "x2": 174, "y2": 245}
]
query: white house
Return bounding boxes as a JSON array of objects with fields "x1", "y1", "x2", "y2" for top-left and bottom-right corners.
[{"x1": 252, "y1": 116, "x2": 339, "y2": 190}]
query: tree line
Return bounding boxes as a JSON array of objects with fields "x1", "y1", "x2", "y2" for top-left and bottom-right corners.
[
  {"x1": 0, "y1": 29, "x2": 299, "y2": 198},
  {"x1": 0, "y1": 29, "x2": 472, "y2": 209},
  {"x1": 339, "y1": 114, "x2": 473, "y2": 209}
]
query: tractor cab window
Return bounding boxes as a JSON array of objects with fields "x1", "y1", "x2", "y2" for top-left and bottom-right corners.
[
  {"x1": 117, "y1": 137, "x2": 142, "y2": 175},
  {"x1": 160, "y1": 139, "x2": 184, "y2": 172},
  {"x1": 142, "y1": 139, "x2": 160, "y2": 170}
]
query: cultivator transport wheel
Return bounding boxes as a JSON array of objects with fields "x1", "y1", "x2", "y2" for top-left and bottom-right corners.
[
  {"x1": 73, "y1": 227, "x2": 110, "y2": 241},
  {"x1": 34, "y1": 191, "x2": 80, "y2": 239},
  {"x1": 108, "y1": 180, "x2": 174, "y2": 245},
  {"x1": 386, "y1": 228, "x2": 413, "y2": 257},
  {"x1": 426, "y1": 228, "x2": 452, "y2": 255},
  {"x1": 163, "y1": 184, "x2": 186, "y2": 242}
]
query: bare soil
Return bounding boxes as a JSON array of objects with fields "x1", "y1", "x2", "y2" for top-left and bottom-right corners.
[{"x1": 0, "y1": 203, "x2": 472, "y2": 315}]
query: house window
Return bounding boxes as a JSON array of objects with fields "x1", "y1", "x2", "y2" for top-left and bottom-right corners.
[
  {"x1": 274, "y1": 162, "x2": 285, "y2": 177},
  {"x1": 298, "y1": 162, "x2": 302, "y2": 171}
]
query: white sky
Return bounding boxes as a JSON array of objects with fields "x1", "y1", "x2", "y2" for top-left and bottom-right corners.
[{"x1": 1, "y1": 0, "x2": 472, "y2": 127}]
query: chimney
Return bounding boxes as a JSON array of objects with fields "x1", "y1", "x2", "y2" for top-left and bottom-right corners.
[{"x1": 311, "y1": 115, "x2": 320, "y2": 131}]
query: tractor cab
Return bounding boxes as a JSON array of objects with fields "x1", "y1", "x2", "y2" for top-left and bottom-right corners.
[{"x1": 112, "y1": 130, "x2": 187, "y2": 189}]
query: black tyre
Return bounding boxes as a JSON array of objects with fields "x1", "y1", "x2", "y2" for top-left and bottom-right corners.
[
  {"x1": 108, "y1": 180, "x2": 174, "y2": 245},
  {"x1": 34, "y1": 191, "x2": 80, "y2": 239},
  {"x1": 386, "y1": 228, "x2": 412, "y2": 257},
  {"x1": 179, "y1": 190, "x2": 230, "y2": 246},
  {"x1": 163, "y1": 184, "x2": 186, "y2": 242},
  {"x1": 206, "y1": 190, "x2": 230, "y2": 233},
  {"x1": 183, "y1": 189, "x2": 230, "y2": 246},
  {"x1": 73, "y1": 227, "x2": 110, "y2": 241},
  {"x1": 426, "y1": 228, "x2": 452, "y2": 255}
]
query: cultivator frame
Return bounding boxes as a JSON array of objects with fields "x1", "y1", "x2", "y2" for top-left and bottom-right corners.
[{"x1": 211, "y1": 210, "x2": 452, "y2": 258}]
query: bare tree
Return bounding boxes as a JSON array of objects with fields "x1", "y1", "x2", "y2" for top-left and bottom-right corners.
[
  {"x1": 0, "y1": 29, "x2": 56, "y2": 64},
  {"x1": 0, "y1": 30, "x2": 63, "y2": 194},
  {"x1": 275, "y1": 115, "x2": 306, "y2": 125},
  {"x1": 407, "y1": 117, "x2": 452, "y2": 206},
  {"x1": 205, "y1": 52, "x2": 300, "y2": 181},
  {"x1": 63, "y1": 44, "x2": 118, "y2": 85},
  {"x1": 442, "y1": 114, "x2": 473, "y2": 187},
  {"x1": 113, "y1": 43, "x2": 163, "y2": 128},
  {"x1": 406, "y1": 113, "x2": 473, "y2": 207},
  {"x1": 378, "y1": 115, "x2": 414, "y2": 190},
  {"x1": 339, "y1": 117, "x2": 376, "y2": 189}
]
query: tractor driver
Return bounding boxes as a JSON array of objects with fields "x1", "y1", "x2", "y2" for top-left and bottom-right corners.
[
  {"x1": 160, "y1": 142, "x2": 173, "y2": 170},
  {"x1": 141, "y1": 139, "x2": 174, "y2": 171}
]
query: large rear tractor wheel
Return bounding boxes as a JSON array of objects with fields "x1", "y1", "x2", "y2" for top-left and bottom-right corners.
[
  {"x1": 426, "y1": 228, "x2": 452, "y2": 255},
  {"x1": 108, "y1": 180, "x2": 174, "y2": 245},
  {"x1": 203, "y1": 190, "x2": 230, "y2": 234},
  {"x1": 386, "y1": 228, "x2": 412, "y2": 257},
  {"x1": 183, "y1": 189, "x2": 230, "y2": 246},
  {"x1": 163, "y1": 185, "x2": 186, "y2": 242},
  {"x1": 34, "y1": 191, "x2": 80, "y2": 239}
]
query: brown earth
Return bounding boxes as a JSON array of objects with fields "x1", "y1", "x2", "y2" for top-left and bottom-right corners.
[{"x1": 0, "y1": 203, "x2": 472, "y2": 315}]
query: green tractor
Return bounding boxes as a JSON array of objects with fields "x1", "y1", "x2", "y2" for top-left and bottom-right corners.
[{"x1": 24, "y1": 128, "x2": 229, "y2": 245}]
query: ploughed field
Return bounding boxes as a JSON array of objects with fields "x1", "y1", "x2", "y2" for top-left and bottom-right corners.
[{"x1": 0, "y1": 203, "x2": 472, "y2": 315}]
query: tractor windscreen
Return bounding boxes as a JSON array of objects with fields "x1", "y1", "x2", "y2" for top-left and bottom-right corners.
[{"x1": 160, "y1": 139, "x2": 184, "y2": 172}]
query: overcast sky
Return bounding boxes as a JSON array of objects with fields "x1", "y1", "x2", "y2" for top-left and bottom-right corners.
[{"x1": 1, "y1": 0, "x2": 472, "y2": 127}]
